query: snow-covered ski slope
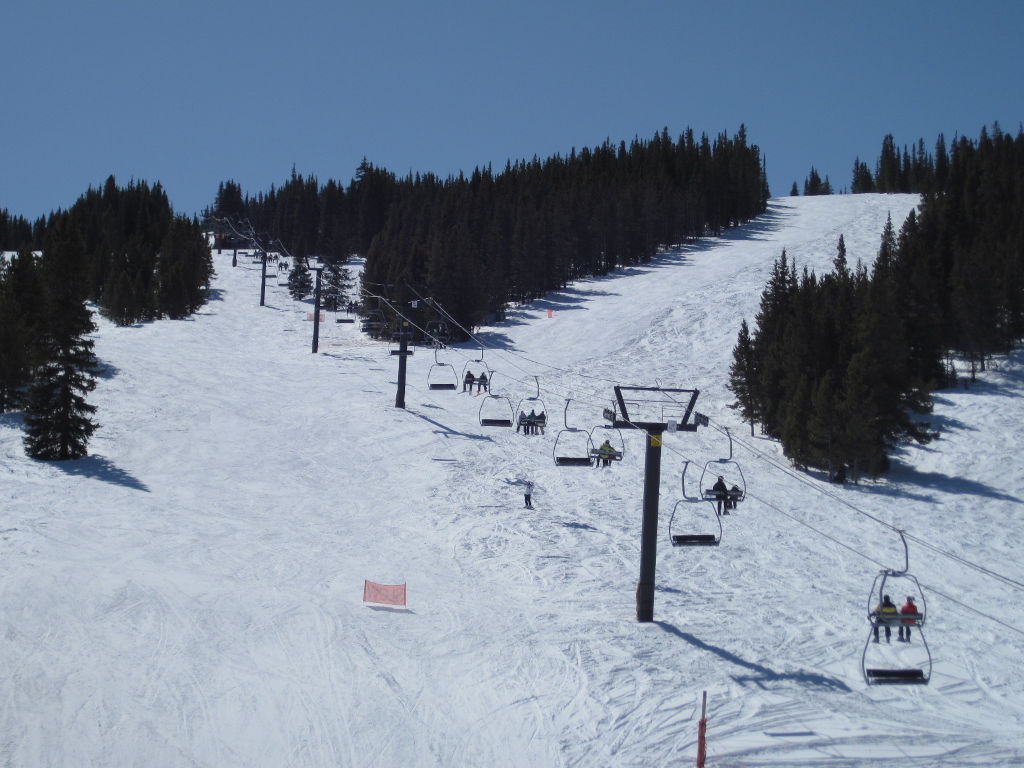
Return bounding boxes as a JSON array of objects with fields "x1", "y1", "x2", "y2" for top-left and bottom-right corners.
[{"x1": 2, "y1": 194, "x2": 1023, "y2": 766}]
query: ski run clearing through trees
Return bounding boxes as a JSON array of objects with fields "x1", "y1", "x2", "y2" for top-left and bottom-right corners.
[{"x1": 2, "y1": 194, "x2": 1024, "y2": 766}]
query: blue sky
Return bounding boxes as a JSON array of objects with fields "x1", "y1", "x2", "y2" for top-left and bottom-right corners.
[{"x1": 3, "y1": 1, "x2": 1022, "y2": 220}]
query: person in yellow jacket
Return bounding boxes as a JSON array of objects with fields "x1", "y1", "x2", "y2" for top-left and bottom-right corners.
[{"x1": 872, "y1": 594, "x2": 898, "y2": 643}]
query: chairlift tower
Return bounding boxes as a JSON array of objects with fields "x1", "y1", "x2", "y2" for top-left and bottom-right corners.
[
  {"x1": 392, "y1": 320, "x2": 414, "y2": 409},
  {"x1": 310, "y1": 262, "x2": 324, "y2": 353},
  {"x1": 259, "y1": 249, "x2": 268, "y2": 306},
  {"x1": 610, "y1": 385, "x2": 701, "y2": 622}
]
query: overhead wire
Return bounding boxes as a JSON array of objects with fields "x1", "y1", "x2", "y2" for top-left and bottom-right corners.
[
  {"x1": 360, "y1": 280, "x2": 1024, "y2": 635},
  {"x1": 709, "y1": 416, "x2": 1024, "y2": 593},
  {"x1": 363, "y1": 286, "x2": 615, "y2": 413},
  {"x1": 649, "y1": 415, "x2": 1024, "y2": 637}
]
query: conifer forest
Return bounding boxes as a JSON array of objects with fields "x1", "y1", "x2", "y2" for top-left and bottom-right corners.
[
  {"x1": 2, "y1": 123, "x2": 1023, "y2": 476},
  {"x1": 729, "y1": 125, "x2": 1024, "y2": 479}
]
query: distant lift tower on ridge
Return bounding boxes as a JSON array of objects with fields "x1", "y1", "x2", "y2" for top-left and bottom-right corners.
[{"x1": 607, "y1": 385, "x2": 704, "y2": 622}]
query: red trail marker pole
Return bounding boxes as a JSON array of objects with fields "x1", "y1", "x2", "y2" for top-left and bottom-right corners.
[{"x1": 696, "y1": 690, "x2": 707, "y2": 767}]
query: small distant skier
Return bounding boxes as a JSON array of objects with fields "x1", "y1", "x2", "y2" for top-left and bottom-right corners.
[
  {"x1": 463, "y1": 370, "x2": 475, "y2": 392},
  {"x1": 476, "y1": 372, "x2": 489, "y2": 394},
  {"x1": 524, "y1": 480, "x2": 534, "y2": 509}
]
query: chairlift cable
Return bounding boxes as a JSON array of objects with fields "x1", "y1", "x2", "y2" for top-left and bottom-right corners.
[
  {"x1": 669, "y1": 437, "x2": 1024, "y2": 637},
  {"x1": 357, "y1": 289, "x2": 1024, "y2": 634},
  {"x1": 368, "y1": 288, "x2": 615, "y2": 408},
  {"x1": 396, "y1": 288, "x2": 643, "y2": 395},
  {"x1": 366, "y1": 287, "x2": 1024, "y2": 594},
  {"x1": 707, "y1": 415, "x2": 1024, "y2": 594}
]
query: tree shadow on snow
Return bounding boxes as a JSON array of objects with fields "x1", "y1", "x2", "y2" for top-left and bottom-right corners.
[
  {"x1": 50, "y1": 454, "x2": 150, "y2": 492},
  {"x1": 654, "y1": 620, "x2": 851, "y2": 693},
  {"x1": 458, "y1": 331, "x2": 516, "y2": 350},
  {"x1": 94, "y1": 360, "x2": 121, "y2": 379},
  {"x1": 885, "y1": 461, "x2": 1022, "y2": 504}
]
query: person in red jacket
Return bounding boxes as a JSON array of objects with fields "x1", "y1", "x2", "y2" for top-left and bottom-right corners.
[{"x1": 899, "y1": 596, "x2": 919, "y2": 642}]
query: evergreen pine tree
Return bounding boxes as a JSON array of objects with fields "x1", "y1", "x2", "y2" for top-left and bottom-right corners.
[
  {"x1": 807, "y1": 370, "x2": 845, "y2": 481},
  {"x1": 851, "y1": 158, "x2": 875, "y2": 193},
  {"x1": 0, "y1": 264, "x2": 31, "y2": 412},
  {"x1": 287, "y1": 257, "x2": 313, "y2": 300},
  {"x1": 876, "y1": 134, "x2": 900, "y2": 191},
  {"x1": 321, "y1": 258, "x2": 352, "y2": 311},
  {"x1": 727, "y1": 319, "x2": 759, "y2": 435},
  {"x1": 22, "y1": 218, "x2": 100, "y2": 460},
  {"x1": 804, "y1": 168, "x2": 824, "y2": 195},
  {"x1": 0, "y1": 248, "x2": 44, "y2": 411}
]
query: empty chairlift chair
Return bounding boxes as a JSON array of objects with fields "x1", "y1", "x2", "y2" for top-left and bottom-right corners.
[
  {"x1": 427, "y1": 347, "x2": 458, "y2": 391},
  {"x1": 553, "y1": 399, "x2": 596, "y2": 466},
  {"x1": 478, "y1": 392, "x2": 515, "y2": 427},
  {"x1": 360, "y1": 308, "x2": 388, "y2": 337}
]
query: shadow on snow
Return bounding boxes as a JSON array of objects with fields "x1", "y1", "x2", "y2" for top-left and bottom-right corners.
[
  {"x1": 50, "y1": 453, "x2": 150, "y2": 492},
  {"x1": 406, "y1": 408, "x2": 495, "y2": 442},
  {"x1": 655, "y1": 620, "x2": 851, "y2": 693}
]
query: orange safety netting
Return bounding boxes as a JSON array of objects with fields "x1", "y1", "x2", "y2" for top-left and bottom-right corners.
[{"x1": 363, "y1": 581, "x2": 407, "y2": 606}]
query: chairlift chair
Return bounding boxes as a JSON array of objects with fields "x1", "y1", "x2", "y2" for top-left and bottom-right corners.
[
  {"x1": 360, "y1": 308, "x2": 387, "y2": 335},
  {"x1": 589, "y1": 415, "x2": 625, "y2": 464},
  {"x1": 461, "y1": 349, "x2": 492, "y2": 390},
  {"x1": 553, "y1": 399, "x2": 595, "y2": 466},
  {"x1": 336, "y1": 299, "x2": 357, "y2": 323},
  {"x1": 478, "y1": 393, "x2": 515, "y2": 427},
  {"x1": 699, "y1": 427, "x2": 746, "y2": 511},
  {"x1": 667, "y1": 462, "x2": 722, "y2": 546},
  {"x1": 427, "y1": 347, "x2": 458, "y2": 391},
  {"x1": 861, "y1": 531, "x2": 932, "y2": 685},
  {"x1": 667, "y1": 499, "x2": 722, "y2": 546},
  {"x1": 425, "y1": 319, "x2": 452, "y2": 347},
  {"x1": 862, "y1": 617, "x2": 932, "y2": 685},
  {"x1": 515, "y1": 377, "x2": 548, "y2": 435}
]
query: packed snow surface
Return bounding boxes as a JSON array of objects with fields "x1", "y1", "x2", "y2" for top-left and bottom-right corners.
[{"x1": 3, "y1": 194, "x2": 1023, "y2": 766}]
